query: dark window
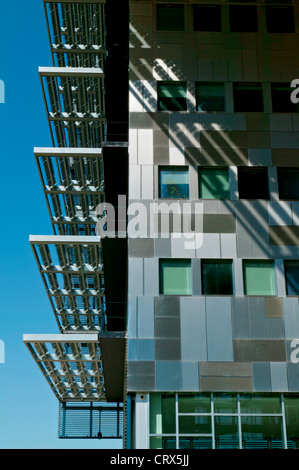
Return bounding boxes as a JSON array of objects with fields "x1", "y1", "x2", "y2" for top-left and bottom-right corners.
[
  {"x1": 201, "y1": 260, "x2": 233, "y2": 295},
  {"x1": 271, "y1": 83, "x2": 299, "y2": 113},
  {"x1": 193, "y1": 4, "x2": 222, "y2": 32},
  {"x1": 159, "y1": 166, "x2": 189, "y2": 199},
  {"x1": 238, "y1": 167, "x2": 269, "y2": 200},
  {"x1": 196, "y1": 82, "x2": 225, "y2": 112},
  {"x1": 285, "y1": 261, "x2": 299, "y2": 295},
  {"x1": 229, "y1": 5, "x2": 258, "y2": 32},
  {"x1": 277, "y1": 168, "x2": 299, "y2": 200},
  {"x1": 157, "y1": 81, "x2": 187, "y2": 111},
  {"x1": 265, "y1": 6, "x2": 295, "y2": 33},
  {"x1": 233, "y1": 83, "x2": 263, "y2": 112},
  {"x1": 157, "y1": 4, "x2": 185, "y2": 31}
]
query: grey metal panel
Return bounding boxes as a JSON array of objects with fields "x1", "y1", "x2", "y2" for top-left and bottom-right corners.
[
  {"x1": 248, "y1": 297, "x2": 267, "y2": 339},
  {"x1": 156, "y1": 361, "x2": 183, "y2": 391},
  {"x1": 233, "y1": 340, "x2": 286, "y2": 362},
  {"x1": 283, "y1": 298, "x2": 299, "y2": 339},
  {"x1": 127, "y1": 296, "x2": 138, "y2": 338},
  {"x1": 128, "y1": 258, "x2": 144, "y2": 296},
  {"x1": 270, "y1": 362, "x2": 288, "y2": 391},
  {"x1": 206, "y1": 297, "x2": 233, "y2": 361},
  {"x1": 235, "y1": 201, "x2": 254, "y2": 258},
  {"x1": 192, "y1": 259, "x2": 201, "y2": 296},
  {"x1": 252, "y1": 362, "x2": 272, "y2": 391},
  {"x1": 180, "y1": 297, "x2": 207, "y2": 361},
  {"x1": 130, "y1": 112, "x2": 154, "y2": 129},
  {"x1": 266, "y1": 318, "x2": 285, "y2": 339},
  {"x1": 154, "y1": 237, "x2": 171, "y2": 258},
  {"x1": 270, "y1": 245, "x2": 299, "y2": 259},
  {"x1": 127, "y1": 361, "x2": 155, "y2": 376},
  {"x1": 248, "y1": 148, "x2": 272, "y2": 166},
  {"x1": 154, "y1": 296, "x2": 180, "y2": 317},
  {"x1": 144, "y1": 258, "x2": 159, "y2": 295},
  {"x1": 182, "y1": 362, "x2": 200, "y2": 391},
  {"x1": 129, "y1": 238, "x2": 154, "y2": 258},
  {"x1": 199, "y1": 362, "x2": 252, "y2": 377},
  {"x1": 128, "y1": 339, "x2": 138, "y2": 360},
  {"x1": 231, "y1": 297, "x2": 250, "y2": 339},
  {"x1": 220, "y1": 234, "x2": 237, "y2": 258},
  {"x1": 200, "y1": 376, "x2": 253, "y2": 392},
  {"x1": 251, "y1": 201, "x2": 271, "y2": 258},
  {"x1": 127, "y1": 374, "x2": 156, "y2": 392},
  {"x1": 154, "y1": 316, "x2": 181, "y2": 339},
  {"x1": 286, "y1": 363, "x2": 299, "y2": 391},
  {"x1": 138, "y1": 339, "x2": 155, "y2": 361},
  {"x1": 137, "y1": 296, "x2": 155, "y2": 338},
  {"x1": 155, "y1": 339, "x2": 181, "y2": 361},
  {"x1": 203, "y1": 214, "x2": 236, "y2": 233},
  {"x1": 268, "y1": 201, "x2": 293, "y2": 226}
]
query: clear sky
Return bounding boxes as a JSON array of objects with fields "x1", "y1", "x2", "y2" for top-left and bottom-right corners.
[{"x1": 0, "y1": 0, "x2": 122, "y2": 449}]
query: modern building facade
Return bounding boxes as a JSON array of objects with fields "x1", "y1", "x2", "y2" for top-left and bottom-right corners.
[{"x1": 24, "y1": 0, "x2": 299, "y2": 449}]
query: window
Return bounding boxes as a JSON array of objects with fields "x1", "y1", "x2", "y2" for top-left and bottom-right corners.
[
  {"x1": 277, "y1": 168, "x2": 299, "y2": 200},
  {"x1": 193, "y1": 4, "x2": 222, "y2": 32},
  {"x1": 265, "y1": 6, "x2": 295, "y2": 33},
  {"x1": 201, "y1": 260, "x2": 233, "y2": 295},
  {"x1": 159, "y1": 167, "x2": 189, "y2": 199},
  {"x1": 229, "y1": 6, "x2": 258, "y2": 32},
  {"x1": 285, "y1": 261, "x2": 299, "y2": 295},
  {"x1": 159, "y1": 259, "x2": 192, "y2": 295},
  {"x1": 243, "y1": 260, "x2": 276, "y2": 296},
  {"x1": 238, "y1": 167, "x2": 269, "y2": 200},
  {"x1": 199, "y1": 167, "x2": 230, "y2": 200},
  {"x1": 271, "y1": 83, "x2": 299, "y2": 113},
  {"x1": 157, "y1": 81, "x2": 187, "y2": 111},
  {"x1": 195, "y1": 82, "x2": 225, "y2": 112},
  {"x1": 233, "y1": 83, "x2": 263, "y2": 112},
  {"x1": 156, "y1": 4, "x2": 185, "y2": 31}
]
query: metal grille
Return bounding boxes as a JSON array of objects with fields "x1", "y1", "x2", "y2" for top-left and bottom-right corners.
[{"x1": 59, "y1": 402, "x2": 123, "y2": 439}]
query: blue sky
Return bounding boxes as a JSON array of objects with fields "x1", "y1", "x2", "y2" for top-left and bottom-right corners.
[{"x1": 0, "y1": 0, "x2": 122, "y2": 449}]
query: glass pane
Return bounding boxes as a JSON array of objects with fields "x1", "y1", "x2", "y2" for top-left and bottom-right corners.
[
  {"x1": 238, "y1": 167, "x2": 269, "y2": 199},
  {"x1": 243, "y1": 261, "x2": 276, "y2": 296},
  {"x1": 199, "y1": 167, "x2": 229, "y2": 199},
  {"x1": 157, "y1": 4, "x2": 185, "y2": 31},
  {"x1": 285, "y1": 262, "x2": 299, "y2": 295},
  {"x1": 233, "y1": 83, "x2": 263, "y2": 112},
  {"x1": 278, "y1": 169, "x2": 299, "y2": 199},
  {"x1": 215, "y1": 416, "x2": 239, "y2": 449},
  {"x1": 266, "y1": 6, "x2": 295, "y2": 33},
  {"x1": 160, "y1": 260, "x2": 192, "y2": 295},
  {"x1": 193, "y1": 5, "x2": 222, "y2": 32},
  {"x1": 214, "y1": 394, "x2": 237, "y2": 414},
  {"x1": 179, "y1": 438, "x2": 212, "y2": 449},
  {"x1": 202, "y1": 260, "x2": 233, "y2": 295},
  {"x1": 240, "y1": 394, "x2": 281, "y2": 414},
  {"x1": 229, "y1": 6, "x2": 258, "y2": 32},
  {"x1": 196, "y1": 83, "x2": 225, "y2": 112},
  {"x1": 179, "y1": 415, "x2": 211, "y2": 434},
  {"x1": 242, "y1": 416, "x2": 283, "y2": 449},
  {"x1": 150, "y1": 393, "x2": 162, "y2": 434},
  {"x1": 162, "y1": 394, "x2": 176, "y2": 433},
  {"x1": 284, "y1": 395, "x2": 299, "y2": 448},
  {"x1": 178, "y1": 394, "x2": 211, "y2": 413},
  {"x1": 150, "y1": 437, "x2": 163, "y2": 449},
  {"x1": 159, "y1": 167, "x2": 189, "y2": 199},
  {"x1": 158, "y1": 83, "x2": 187, "y2": 98}
]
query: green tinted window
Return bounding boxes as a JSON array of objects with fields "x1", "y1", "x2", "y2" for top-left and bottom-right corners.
[
  {"x1": 157, "y1": 81, "x2": 187, "y2": 111},
  {"x1": 199, "y1": 167, "x2": 229, "y2": 199},
  {"x1": 160, "y1": 259, "x2": 192, "y2": 295},
  {"x1": 157, "y1": 4, "x2": 185, "y2": 31},
  {"x1": 159, "y1": 167, "x2": 189, "y2": 199},
  {"x1": 243, "y1": 260, "x2": 276, "y2": 296},
  {"x1": 196, "y1": 83, "x2": 225, "y2": 112}
]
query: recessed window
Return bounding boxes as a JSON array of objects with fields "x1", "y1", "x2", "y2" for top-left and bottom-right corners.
[
  {"x1": 243, "y1": 260, "x2": 276, "y2": 296},
  {"x1": 271, "y1": 83, "x2": 299, "y2": 113},
  {"x1": 233, "y1": 83, "x2": 263, "y2": 112},
  {"x1": 157, "y1": 81, "x2": 187, "y2": 111},
  {"x1": 201, "y1": 260, "x2": 233, "y2": 295},
  {"x1": 265, "y1": 6, "x2": 295, "y2": 33},
  {"x1": 229, "y1": 6, "x2": 258, "y2": 32},
  {"x1": 159, "y1": 259, "x2": 192, "y2": 295},
  {"x1": 238, "y1": 167, "x2": 269, "y2": 200},
  {"x1": 156, "y1": 4, "x2": 185, "y2": 31},
  {"x1": 193, "y1": 4, "x2": 222, "y2": 32},
  {"x1": 277, "y1": 168, "x2": 299, "y2": 200},
  {"x1": 159, "y1": 167, "x2": 189, "y2": 199},
  {"x1": 196, "y1": 82, "x2": 225, "y2": 112},
  {"x1": 285, "y1": 261, "x2": 299, "y2": 296},
  {"x1": 199, "y1": 167, "x2": 230, "y2": 200}
]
